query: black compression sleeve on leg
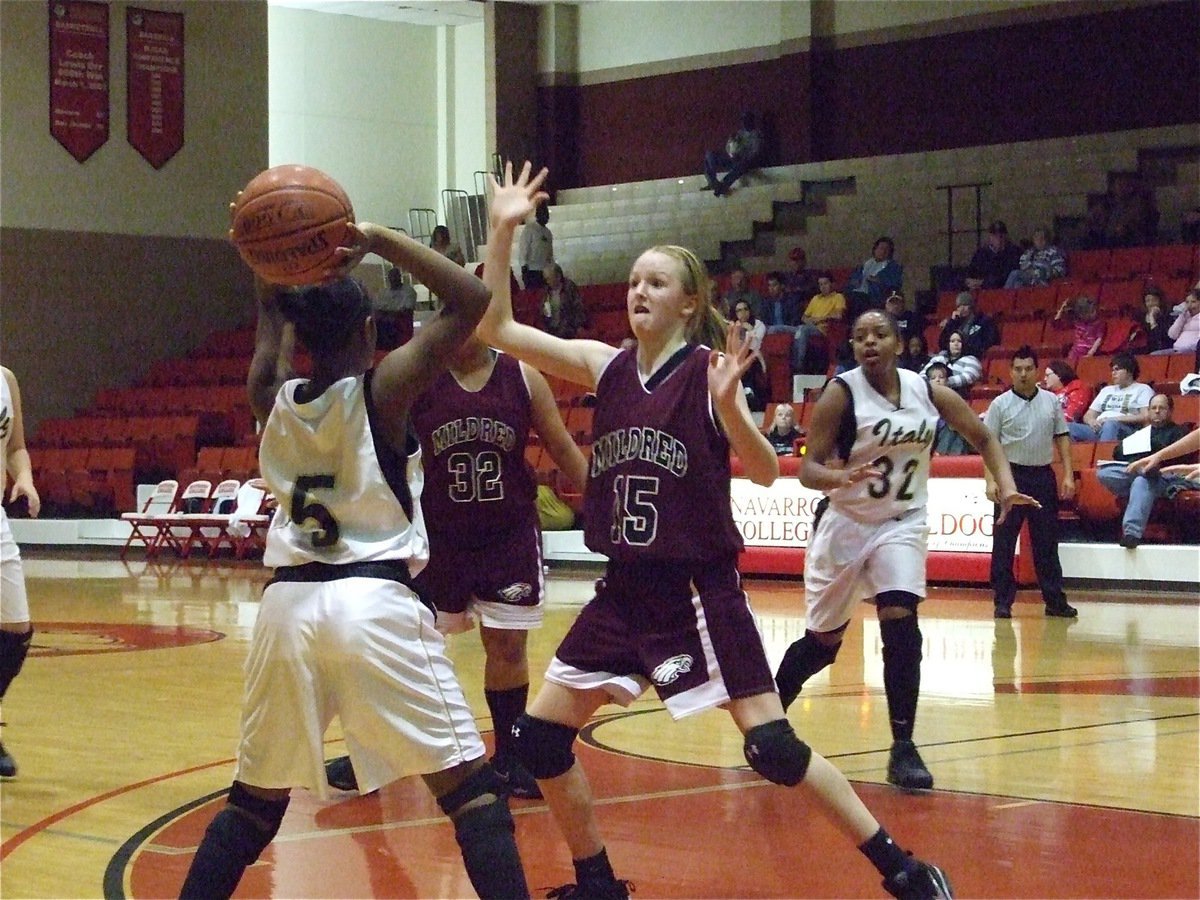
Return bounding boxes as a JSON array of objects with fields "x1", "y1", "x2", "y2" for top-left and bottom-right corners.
[
  {"x1": 775, "y1": 626, "x2": 845, "y2": 711},
  {"x1": 879, "y1": 611, "x2": 922, "y2": 743},
  {"x1": 451, "y1": 799, "x2": 531, "y2": 900},
  {"x1": 179, "y1": 784, "x2": 288, "y2": 900},
  {"x1": 485, "y1": 684, "x2": 528, "y2": 757},
  {"x1": 0, "y1": 629, "x2": 32, "y2": 698}
]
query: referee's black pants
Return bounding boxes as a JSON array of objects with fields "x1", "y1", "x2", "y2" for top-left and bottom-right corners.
[{"x1": 991, "y1": 464, "x2": 1068, "y2": 610}]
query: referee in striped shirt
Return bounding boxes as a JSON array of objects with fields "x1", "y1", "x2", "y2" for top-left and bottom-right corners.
[{"x1": 983, "y1": 346, "x2": 1079, "y2": 618}]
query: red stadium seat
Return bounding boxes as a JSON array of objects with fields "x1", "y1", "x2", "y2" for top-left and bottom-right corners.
[
  {"x1": 1150, "y1": 244, "x2": 1199, "y2": 280},
  {"x1": 1067, "y1": 250, "x2": 1110, "y2": 281},
  {"x1": 1104, "y1": 247, "x2": 1154, "y2": 281}
]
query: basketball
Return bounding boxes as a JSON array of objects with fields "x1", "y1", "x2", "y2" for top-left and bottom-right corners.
[{"x1": 229, "y1": 164, "x2": 354, "y2": 286}]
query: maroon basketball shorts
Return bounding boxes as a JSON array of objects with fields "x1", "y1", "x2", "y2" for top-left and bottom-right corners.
[
  {"x1": 546, "y1": 555, "x2": 775, "y2": 718},
  {"x1": 415, "y1": 520, "x2": 544, "y2": 633}
]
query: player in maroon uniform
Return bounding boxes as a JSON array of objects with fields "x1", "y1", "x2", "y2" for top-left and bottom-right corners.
[
  {"x1": 475, "y1": 162, "x2": 952, "y2": 900},
  {"x1": 326, "y1": 331, "x2": 586, "y2": 798}
]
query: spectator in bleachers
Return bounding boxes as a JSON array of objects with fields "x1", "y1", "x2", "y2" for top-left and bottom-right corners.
[
  {"x1": 965, "y1": 221, "x2": 1022, "y2": 291},
  {"x1": 1104, "y1": 173, "x2": 1158, "y2": 248},
  {"x1": 1153, "y1": 288, "x2": 1200, "y2": 355},
  {"x1": 1068, "y1": 352, "x2": 1153, "y2": 442},
  {"x1": 938, "y1": 292, "x2": 998, "y2": 359},
  {"x1": 1081, "y1": 196, "x2": 1111, "y2": 250},
  {"x1": 518, "y1": 204, "x2": 554, "y2": 290},
  {"x1": 783, "y1": 247, "x2": 819, "y2": 313},
  {"x1": 1042, "y1": 360, "x2": 1093, "y2": 424},
  {"x1": 1097, "y1": 393, "x2": 1195, "y2": 548},
  {"x1": 702, "y1": 111, "x2": 764, "y2": 197},
  {"x1": 883, "y1": 291, "x2": 919, "y2": 342},
  {"x1": 539, "y1": 263, "x2": 586, "y2": 339},
  {"x1": 373, "y1": 265, "x2": 417, "y2": 350},
  {"x1": 1054, "y1": 295, "x2": 1106, "y2": 367},
  {"x1": 921, "y1": 332, "x2": 981, "y2": 397},
  {"x1": 1004, "y1": 227, "x2": 1067, "y2": 288},
  {"x1": 430, "y1": 225, "x2": 466, "y2": 266},
  {"x1": 791, "y1": 273, "x2": 846, "y2": 374},
  {"x1": 1135, "y1": 287, "x2": 1173, "y2": 353},
  {"x1": 763, "y1": 403, "x2": 803, "y2": 455},
  {"x1": 845, "y1": 236, "x2": 902, "y2": 318},
  {"x1": 899, "y1": 333, "x2": 931, "y2": 373},
  {"x1": 761, "y1": 270, "x2": 801, "y2": 336},
  {"x1": 924, "y1": 362, "x2": 972, "y2": 455},
  {"x1": 719, "y1": 266, "x2": 762, "y2": 320},
  {"x1": 731, "y1": 299, "x2": 768, "y2": 411}
]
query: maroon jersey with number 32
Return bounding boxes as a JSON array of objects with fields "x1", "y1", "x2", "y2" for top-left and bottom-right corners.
[
  {"x1": 584, "y1": 346, "x2": 743, "y2": 562},
  {"x1": 411, "y1": 351, "x2": 536, "y2": 546}
]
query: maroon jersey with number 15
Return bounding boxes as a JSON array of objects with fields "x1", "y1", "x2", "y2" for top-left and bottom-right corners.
[
  {"x1": 411, "y1": 351, "x2": 536, "y2": 547},
  {"x1": 584, "y1": 346, "x2": 743, "y2": 562}
]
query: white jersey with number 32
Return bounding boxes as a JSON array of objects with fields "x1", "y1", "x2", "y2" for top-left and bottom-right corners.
[
  {"x1": 260, "y1": 375, "x2": 428, "y2": 570},
  {"x1": 825, "y1": 366, "x2": 939, "y2": 524}
]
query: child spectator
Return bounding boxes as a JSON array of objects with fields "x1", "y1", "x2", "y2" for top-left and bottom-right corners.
[
  {"x1": 763, "y1": 403, "x2": 803, "y2": 455},
  {"x1": 925, "y1": 362, "x2": 972, "y2": 454},
  {"x1": 1053, "y1": 295, "x2": 1106, "y2": 367},
  {"x1": 899, "y1": 333, "x2": 931, "y2": 372}
]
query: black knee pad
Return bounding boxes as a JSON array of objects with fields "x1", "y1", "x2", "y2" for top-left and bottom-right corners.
[
  {"x1": 743, "y1": 719, "x2": 812, "y2": 787},
  {"x1": 875, "y1": 590, "x2": 920, "y2": 613},
  {"x1": 436, "y1": 763, "x2": 506, "y2": 817},
  {"x1": 213, "y1": 783, "x2": 289, "y2": 863},
  {"x1": 0, "y1": 628, "x2": 33, "y2": 698},
  {"x1": 510, "y1": 714, "x2": 578, "y2": 780},
  {"x1": 880, "y1": 613, "x2": 922, "y2": 664}
]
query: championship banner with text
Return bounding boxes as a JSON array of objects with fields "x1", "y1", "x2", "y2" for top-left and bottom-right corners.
[
  {"x1": 730, "y1": 477, "x2": 994, "y2": 553},
  {"x1": 48, "y1": 0, "x2": 109, "y2": 163},
  {"x1": 127, "y1": 7, "x2": 184, "y2": 169}
]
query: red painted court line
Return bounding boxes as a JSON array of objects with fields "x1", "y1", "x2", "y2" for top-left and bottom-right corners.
[{"x1": 994, "y1": 674, "x2": 1199, "y2": 696}]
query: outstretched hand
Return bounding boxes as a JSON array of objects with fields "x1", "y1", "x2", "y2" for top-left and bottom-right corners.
[
  {"x1": 707, "y1": 322, "x2": 754, "y2": 410},
  {"x1": 326, "y1": 221, "x2": 377, "y2": 280},
  {"x1": 996, "y1": 490, "x2": 1041, "y2": 526},
  {"x1": 488, "y1": 161, "x2": 549, "y2": 230}
]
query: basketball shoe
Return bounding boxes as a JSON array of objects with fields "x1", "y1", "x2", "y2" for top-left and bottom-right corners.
[
  {"x1": 882, "y1": 859, "x2": 953, "y2": 899},
  {"x1": 887, "y1": 740, "x2": 934, "y2": 790}
]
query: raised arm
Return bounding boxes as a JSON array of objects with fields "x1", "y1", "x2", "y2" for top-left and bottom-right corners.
[
  {"x1": 246, "y1": 277, "x2": 294, "y2": 428},
  {"x1": 524, "y1": 362, "x2": 588, "y2": 493},
  {"x1": 2, "y1": 367, "x2": 40, "y2": 518},
  {"x1": 477, "y1": 162, "x2": 617, "y2": 389},
  {"x1": 709, "y1": 326, "x2": 778, "y2": 486}
]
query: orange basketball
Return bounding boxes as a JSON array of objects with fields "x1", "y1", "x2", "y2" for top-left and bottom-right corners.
[{"x1": 229, "y1": 164, "x2": 354, "y2": 286}]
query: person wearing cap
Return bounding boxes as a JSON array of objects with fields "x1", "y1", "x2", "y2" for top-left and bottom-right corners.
[
  {"x1": 965, "y1": 221, "x2": 1023, "y2": 290},
  {"x1": 937, "y1": 291, "x2": 998, "y2": 359}
]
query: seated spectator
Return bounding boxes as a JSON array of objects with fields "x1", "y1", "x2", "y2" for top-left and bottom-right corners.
[
  {"x1": 921, "y1": 332, "x2": 982, "y2": 397},
  {"x1": 373, "y1": 265, "x2": 417, "y2": 350},
  {"x1": 965, "y1": 221, "x2": 1023, "y2": 291},
  {"x1": 1068, "y1": 352, "x2": 1153, "y2": 442},
  {"x1": 899, "y1": 333, "x2": 931, "y2": 372},
  {"x1": 731, "y1": 299, "x2": 768, "y2": 411},
  {"x1": 703, "y1": 111, "x2": 764, "y2": 197},
  {"x1": 1043, "y1": 360, "x2": 1093, "y2": 424},
  {"x1": 884, "y1": 290, "x2": 920, "y2": 342},
  {"x1": 1153, "y1": 288, "x2": 1200, "y2": 356},
  {"x1": 1097, "y1": 394, "x2": 1195, "y2": 547},
  {"x1": 938, "y1": 292, "x2": 998, "y2": 359},
  {"x1": 719, "y1": 265, "x2": 762, "y2": 321},
  {"x1": 1005, "y1": 227, "x2": 1067, "y2": 288},
  {"x1": 783, "y1": 247, "x2": 819, "y2": 313},
  {"x1": 540, "y1": 263, "x2": 586, "y2": 338},
  {"x1": 924, "y1": 363, "x2": 972, "y2": 455},
  {"x1": 760, "y1": 271, "x2": 801, "y2": 335},
  {"x1": 764, "y1": 403, "x2": 803, "y2": 455},
  {"x1": 1053, "y1": 295, "x2": 1106, "y2": 367},
  {"x1": 1133, "y1": 287, "x2": 1173, "y2": 354},
  {"x1": 792, "y1": 273, "x2": 846, "y2": 374},
  {"x1": 845, "y1": 236, "x2": 902, "y2": 318},
  {"x1": 430, "y1": 225, "x2": 465, "y2": 266},
  {"x1": 1104, "y1": 173, "x2": 1158, "y2": 248},
  {"x1": 518, "y1": 204, "x2": 554, "y2": 290}
]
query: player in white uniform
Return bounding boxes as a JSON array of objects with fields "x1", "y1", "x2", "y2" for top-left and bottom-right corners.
[
  {"x1": 775, "y1": 310, "x2": 1036, "y2": 790},
  {"x1": 179, "y1": 226, "x2": 530, "y2": 900},
  {"x1": 0, "y1": 366, "x2": 41, "y2": 779}
]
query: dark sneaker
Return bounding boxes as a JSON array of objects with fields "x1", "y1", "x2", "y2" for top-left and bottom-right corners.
[
  {"x1": 883, "y1": 860, "x2": 953, "y2": 899},
  {"x1": 1119, "y1": 532, "x2": 1141, "y2": 549},
  {"x1": 887, "y1": 740, "x2": 934, "y2": 791},
  {"x1": 325, "y1": 755, "x2": 359, "y2": 792},
  {"x1": 545, "y1": 879, "x2": 633, "y2": 899},
  {"x1": 492, "y1": 753, "x2": 543, "y2": 800},
  {"x1": 1045, "y1": 601, "x2": 1078, "y2": 618},
  {"x1": 993, "y1": 604, "x2": 1012, "y2": 619},
  {"x1": 0, "y1": 741, "x2": 16, "y2": 778}
]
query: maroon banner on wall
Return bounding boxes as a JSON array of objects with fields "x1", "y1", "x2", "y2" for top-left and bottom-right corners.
[
  {"x1": 126, "y1": 7, "x2": 184, "y2": 169},
  {"x1": 48, "y1": 0, "x2": 110, "y2": 163}
]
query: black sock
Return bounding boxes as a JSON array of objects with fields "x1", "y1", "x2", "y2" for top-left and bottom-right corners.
[
  {"x1": 880, "y1": 617, "x2": 922, "y2": 743},
  {"x1": 574, "y1": 847, "x2": 617, "y2": 884},
  {"x1": 859, "y1": 827, "x2": 911, "y2": 880},
  {"x1": 485, "y1": 684, "x2": 528, "y2": 757},
  {"x1": 453, "y1": 800, "x2": 530, "y2": 899}
]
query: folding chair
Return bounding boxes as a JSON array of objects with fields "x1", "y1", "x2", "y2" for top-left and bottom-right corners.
[
  {"x1": 120, "y1": 480, "x2": 180, "y2": 559},
  {"x1": 226, "y1": 479, "x2": 272, "y2": 559},
  {"x1": 154, "y1": 480, "x2": 214, "y2": 558},
  {"x1": 177, "y1": 479, "x2": 242, "y2": 558}
]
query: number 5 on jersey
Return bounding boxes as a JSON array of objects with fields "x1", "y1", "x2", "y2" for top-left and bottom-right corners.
[
  {"x1": 610, "y1": 474, "x2": 659, "y2": 546},
  {"x1": 291, "y1": 474, "x2": 340, "y2": 548}
]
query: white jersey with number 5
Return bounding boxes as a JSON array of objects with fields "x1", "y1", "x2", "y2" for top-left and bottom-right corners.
[
  {"x1": 260, "y1": 373, "x2": 428, "y2": 570},
  {"x1": 825, "y1": 366, "x2": 938, "y2": 524}
]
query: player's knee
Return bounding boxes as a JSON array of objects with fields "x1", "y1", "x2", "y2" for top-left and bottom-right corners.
[
  {"x1": 510, "y1": 714, "x2": 577, "y2": 780},
  {"x1": 743, "y1": 719, "x2": 812, "y2": 787},
  {"x1": 435, "y1": 763, "x2": 506, "y2": 818},
  {"x1": 876, "y1": 590, "x2": 919, "y2": 614},
  {"x1": 210, "y1": 783, "x2": 289, "y2": 864},
  {"x1": 879, "y1": 611, "x2": 922, "y2": 663}
]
